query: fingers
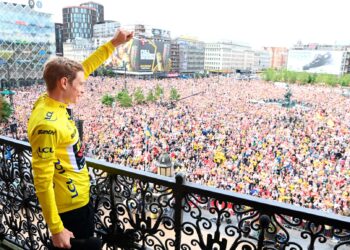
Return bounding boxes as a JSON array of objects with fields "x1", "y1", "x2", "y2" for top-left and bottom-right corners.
[
  {"x1": 126, "y1": 31, "x2": 134, "y2": 41},
  {"x1": 52, "y1": 228, "x2": 74, "y2": 249},
  {"x1": 69, "y1": 230, "x2": 75, "y2": 238},
  {"x1": 111, "y1": 28, "x2": 134, "y2": 47}
]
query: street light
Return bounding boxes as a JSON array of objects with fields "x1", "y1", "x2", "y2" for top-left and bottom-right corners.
[
  {"x1": 122, "y1": 60, "x2": 127, "y2": 90},
  {"x1": 156, "y1": 153, "x2": 174, "y2": 177},
  {"x1": 154, "y1": 152, "x2": 174, "y2": 221}
]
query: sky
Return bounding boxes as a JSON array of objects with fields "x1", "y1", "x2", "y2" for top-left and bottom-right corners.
[{"x1": 5, "y1": 0, "x2": 350, "y2": 49}]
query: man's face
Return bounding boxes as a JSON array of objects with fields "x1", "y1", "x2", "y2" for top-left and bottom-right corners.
[{"x1": 66, "y1": 71, "x2": 85, "y2": 104}]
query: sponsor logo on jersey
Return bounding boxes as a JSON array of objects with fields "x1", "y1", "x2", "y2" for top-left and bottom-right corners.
[
  {"x1": 66, "y1": 178, "x2": 78, "y2": 198},
  {"x1": 54, "y1": 159, "x2": 65, "y2": 174},
  {"x1": 38, "y1": 129, "x2": 56, "y2": 135},
  {"x1": 37, "y1": 147, "x2": 54, "y2": 159},
  {"x1": 44, "y1": 111, "x2": 57, "y2": 121}
]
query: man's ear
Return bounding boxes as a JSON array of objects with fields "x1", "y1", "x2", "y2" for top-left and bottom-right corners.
[{"x1": 58, "y1": 77, "x2": 68, "y2": 90}]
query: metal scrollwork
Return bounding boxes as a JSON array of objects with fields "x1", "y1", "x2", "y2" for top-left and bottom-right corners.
[
  {"x1": 92, "y1": 171, "x2": 175, "y2": 249},
  {"x1": 333, "y1": 228, "x2": 350, "y2": 250},
  {"x1": 0, "y1": 143, "x2": 49, "y2": 249},
  {"x1": 1, "y1": 138, "x2": 350, "y2": 249}
]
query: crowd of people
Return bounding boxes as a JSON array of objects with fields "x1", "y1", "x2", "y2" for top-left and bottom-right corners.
[{"x1": 2, "y1": 76, "x2": 350, "y2": 216}]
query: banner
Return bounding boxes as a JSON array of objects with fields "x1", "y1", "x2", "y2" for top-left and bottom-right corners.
[
  {"x1": 111, "y1": 38, "x2": 171, "y2": 72},
  {"x1": 287, "y1": 50, "x2": 344, "y2": 75}
]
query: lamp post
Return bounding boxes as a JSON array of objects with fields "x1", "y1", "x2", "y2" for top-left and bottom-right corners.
[
  {"x1": 154, "y1": 152, "x2": 174, "y2": 221},
  {"x1": 156, "y1": 153, "x2": 174, "y2": 177},
  {"x1": 5, "y1": 58, "x2": 16, "y2": 107},
  {"x1": 122, "y1": 60, "x2": 127, "y2": 91}
]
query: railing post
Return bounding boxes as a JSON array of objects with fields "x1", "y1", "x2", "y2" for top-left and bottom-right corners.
[
  {"x1": 174, "y1": 173, "x2": 185, "y2": 250},
  {"x1": 18, "y1": 148, "x2": 34, "y2": 249},
  {"x1": 258, "y1": 214, "x2": 270, "y2": 250}
]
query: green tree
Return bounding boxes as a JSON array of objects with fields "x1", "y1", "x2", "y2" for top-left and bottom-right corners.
[
  {"x1": 272, "y1": 70, "x2": 282, "y2": 82},
  {"x1": 0, "y1": 96, "x2": 13, "y2": 122},
  {"x1": 324, "y1": 74, "x2": 338, "y2": 86},
  {"x1": 315, "y1": 74, "x2": 328, "y2": 84},
  {"x1": 146, "y1": 89, "x2": 156, "y2": 103},
  {"x1": 262, "y1": 68, "x2": 275, "y2": 81},
  {"x1": 170, "y1": 87, "x2": 181, "y2": 101},
  {"x1": 101, "y1": 94, "x2": 115, "y2": 107},
  {"x1": 297, "y1": 72, "x2": 310, "y2": 84},
  {"x1": 308, "y1": 73, "x2": 317, "y2": 84},
  {"x1": 339, "y1": 74, "x2": 350, "y2": 87},
  {"x1": 154, "y1": 84, "x2": 164, "y2": 100},
  {"x1": 287, "y1": 71, "x2": 297, "y2": 83},
  {"x1": 281, "y1": 69, "x2": 289, "y2": 82},
  {"x1": 133, "y1": 87, "x2": 145, "y2": 104},
  {"x1": 119, "y1": 93, "x2": 133, "y2": 107},
  {"x1": 106, "y1": 68, "x2": 116, "y2": 77},
  {"x1": 116, "y1": 89, "x2": 128, "y2": 102},
  {"x1": 116, "y1": 90, "x2": 132, "y2": 107}
]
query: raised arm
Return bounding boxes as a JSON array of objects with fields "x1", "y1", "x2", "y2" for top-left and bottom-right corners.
[{"x1": 82, "y1": 28, "x2": 134, "y2": 78}]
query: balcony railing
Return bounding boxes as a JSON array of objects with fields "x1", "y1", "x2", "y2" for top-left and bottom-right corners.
[{"x1": 0, "y1": 135, "x2": 349, "y2": 250}]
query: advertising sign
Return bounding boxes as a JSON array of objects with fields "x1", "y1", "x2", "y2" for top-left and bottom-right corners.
[
  {"x1": 111, "y1": 38, "x2": 170, "y2": 72},
  {"x1": 287, "y1": 50, "x2": 344, "y2": 75}
]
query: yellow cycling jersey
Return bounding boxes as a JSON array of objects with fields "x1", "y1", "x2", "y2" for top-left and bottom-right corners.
[{"x1": 28, "y1": 41, "x2": 115, "y2": 234}]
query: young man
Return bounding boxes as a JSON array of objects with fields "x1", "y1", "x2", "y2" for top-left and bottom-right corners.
[{"x1": 28, "y1": 29, "x2": 133, "y2": 249}]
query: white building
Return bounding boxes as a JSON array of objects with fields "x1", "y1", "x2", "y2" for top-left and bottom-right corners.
[
  {"x1": 243, "y1": 50, "x2": 255, "y2": 70},
  {"x1": 253, "y1": 50, "x2": 271, "y2": 71},
  {"x1": 63, "y1": 38, "x2": 95, "y2": 63},
  {"x1": 93, "y1": 20, "x2": 120, "y2": 38},
  {"x1": 64, "y1": 20, "x2": 121, "y2": 63},
  {"x1": 204, "y1": 42, "x2": 253, "y2": 72}
]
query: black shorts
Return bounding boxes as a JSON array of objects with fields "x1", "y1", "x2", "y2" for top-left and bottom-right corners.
[{"x1": 59, "y1": 200, "x2": 94, "y2": 239}]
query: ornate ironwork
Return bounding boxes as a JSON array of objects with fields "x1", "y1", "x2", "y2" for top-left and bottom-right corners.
[
  {"x1": 0, "y1": 136, "x2": 350, "y2": 250},
  {"x1": 0, "y1": 137, "x2": 50, "y2": 249}
]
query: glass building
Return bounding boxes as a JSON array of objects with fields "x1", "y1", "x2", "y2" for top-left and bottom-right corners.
[
  {"x1": 62, "y1": 6, "x2": 97, "y2": 42},
  {"x1": 0, "y1": 1, "x2": 55, "y2": 87},
  {"x1": 174, "y1": 37, "x2": 205, "y2": 74},
  {"x1": 80, "y1": 2, "x2": 104, "y2": 23},
  {"x1": 55, "y1": 23, "x2": 64, "y2": 56}
]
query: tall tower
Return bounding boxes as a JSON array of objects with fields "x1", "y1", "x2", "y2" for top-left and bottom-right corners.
[
  {"x1": 62, "y1": 6, "x2": 97, "y2": 42},
  {"x1": 80, "y1": 2, "x2": 104, "y2": 23}
]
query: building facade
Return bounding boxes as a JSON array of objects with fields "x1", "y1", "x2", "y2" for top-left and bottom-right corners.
[
  {"x1": 243, "y1": 50, "x2": 255, "y2": 71},
  {"x1": 263, "y1": 47, "x2": 288, "y2": 69},
  {"x1": 204, "y1": 42, "x2": 252, "y2": 73},
  {"x1": 63, "y1": 38, "x2": 95, "y2": 63},
  {"x1": 62, "y1": 5, "x2": 97, "y2": 41},
  {"x1": 80, "y1": 1, "x2": 104, "y2": 23},
  {"x1": 172, "y1": 37, "x2": 205, "y2": 74},
  {"x1": 55, "y1": 23, "x2": 64, "y2": 56},
  {"x1": 253, "y1": 50, "x2": 271, "y2": 71},
  {"x1": 93, "y1": 20, "x2": 120, "y2": 38},
  {"x1": 0, "y1": 1, "x2": 55, "y2": 86},
  {"x1": 170, "y1": 41, "x2": 180, "y2": 73}
]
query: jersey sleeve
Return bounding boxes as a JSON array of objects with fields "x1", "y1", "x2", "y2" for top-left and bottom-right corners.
[
  {"x1": 82, "y1": 41, "x2": 115, "y2": 79},
  {"x1": 30, "y1": 124, "x2": 64, "y2": 234}
]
